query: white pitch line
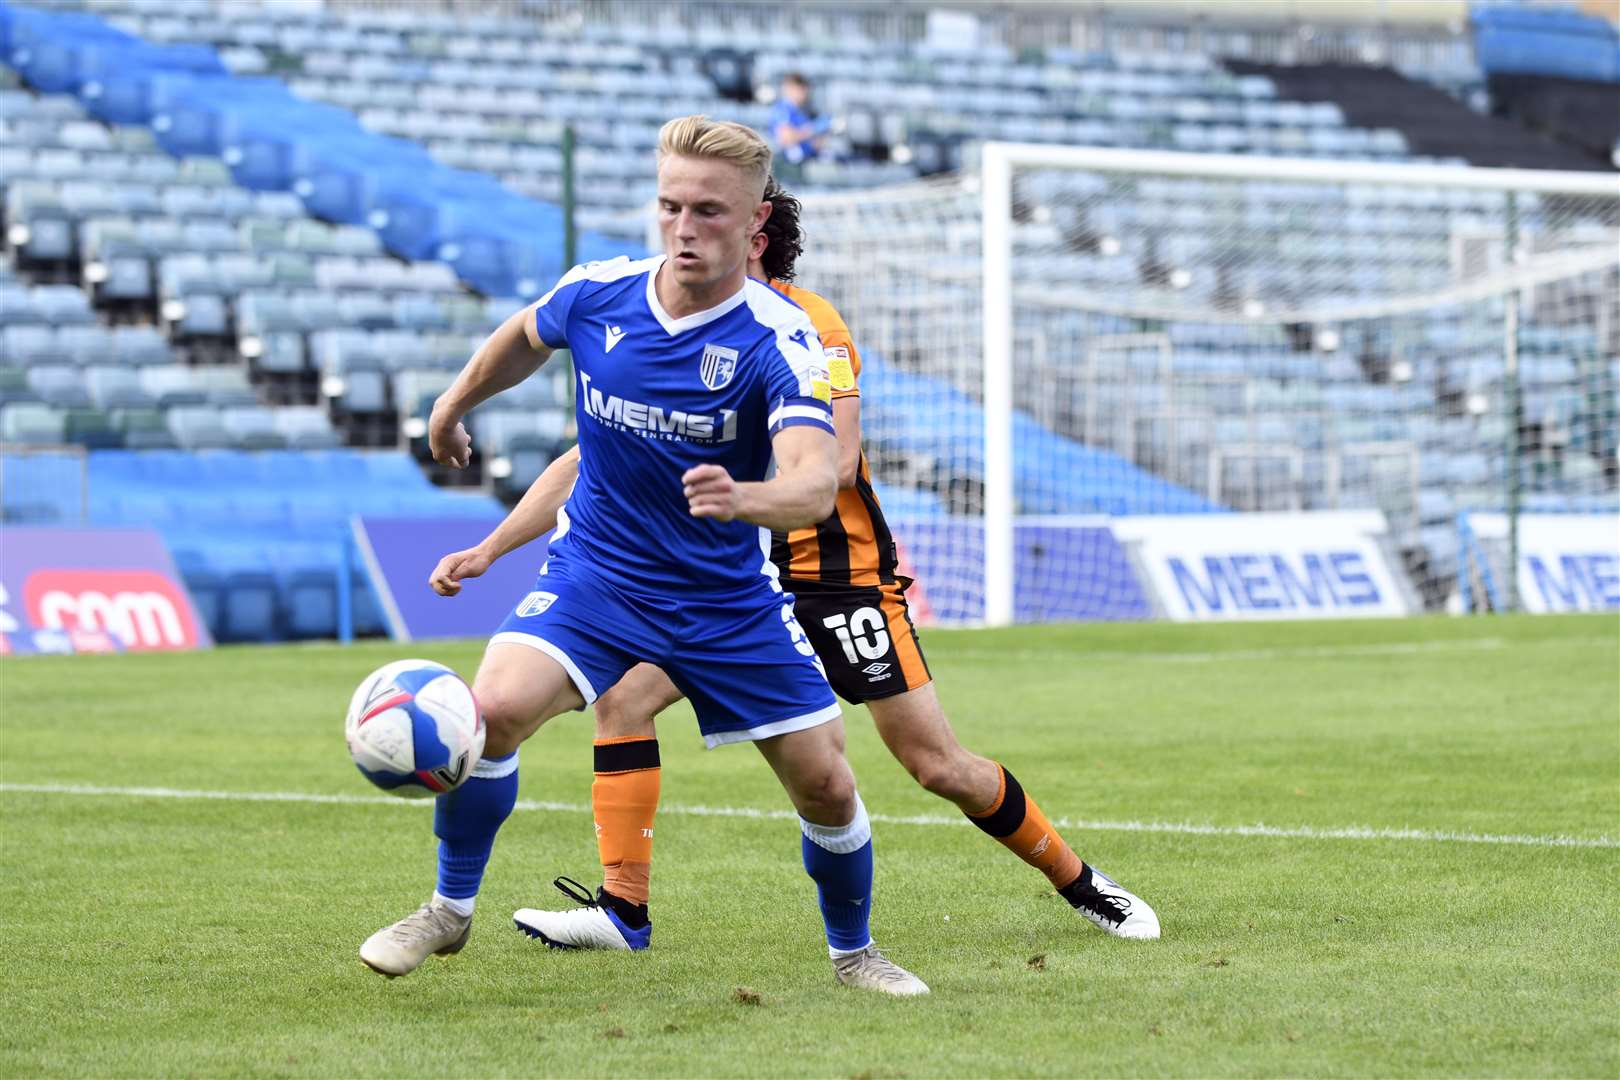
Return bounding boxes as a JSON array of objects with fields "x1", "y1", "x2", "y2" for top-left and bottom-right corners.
[
  {"x1": 2, "y1": 782, "x2": 1614, "y2": 851},
  {"x1": 936, "y1": 635, "x2": 1619, "y2": 665}
]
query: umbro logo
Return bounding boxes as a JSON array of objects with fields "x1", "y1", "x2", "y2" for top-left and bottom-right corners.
[
  {"x1": 788, "y1": 328, "x2": 811, "y2": 349},
  {"x1": 861, "y1": 662, "x2": 891, "y2": 677},
  {"x1": 605, "y1": 324, "x2": 626, "y2": 352}
]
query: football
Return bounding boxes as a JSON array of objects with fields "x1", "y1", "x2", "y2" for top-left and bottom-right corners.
[{"x1": 344, "y1": 659, "x2": 484, "y2": 798}]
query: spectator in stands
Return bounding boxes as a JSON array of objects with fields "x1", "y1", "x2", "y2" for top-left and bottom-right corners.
[{"x1": 769, "y1": 73, "x2": 830, "y2": 178}]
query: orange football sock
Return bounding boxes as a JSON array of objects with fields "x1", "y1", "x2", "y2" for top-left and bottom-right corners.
[
  {"x1": 965, "y1": 764, "x2": 1084, "y2": 890},
  {"x1": 592, "y1": 736, "x2": 661, "y2": 907}
]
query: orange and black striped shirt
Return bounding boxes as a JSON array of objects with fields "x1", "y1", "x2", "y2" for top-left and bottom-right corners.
[{"x1": 766, "y1": 280, "x2": 900, "y2": 588}]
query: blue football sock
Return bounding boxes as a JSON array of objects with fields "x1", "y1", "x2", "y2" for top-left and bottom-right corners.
[
  {"x1": 800, "y1": 794, "x2": 874, "y2": 953},
  {"x1": 433, "y1": 751, "x2": 518, "y2": 904}
]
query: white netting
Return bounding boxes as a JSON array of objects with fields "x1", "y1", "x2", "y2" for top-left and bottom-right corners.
[{"x1": 795, "y1": 153, "x2": 1620, "y2": 622}]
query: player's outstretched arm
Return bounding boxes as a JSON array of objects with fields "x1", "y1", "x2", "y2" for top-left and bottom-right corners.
[
  {"x1": 429, "y1": 445, "x2": 581, "y2": 597},
  {"x1": 428, "y1": 306, "x2": 555, "y2": 468},
  {"x1": 684, "y1": 425, "x2": 837, "y2": 531}
]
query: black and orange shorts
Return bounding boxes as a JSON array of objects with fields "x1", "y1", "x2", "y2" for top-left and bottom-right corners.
[{"x1": 783, "y1": 577, "x2": 932, "y2": 705}]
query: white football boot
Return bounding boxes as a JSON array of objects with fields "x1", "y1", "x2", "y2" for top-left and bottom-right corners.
[
  {"x1": 832, "y1": 944, "x2": 930, "y2": 996},
  {"x1": 512, "y1": 877, "x2": 651, "y2": 951},
  {"x1": 1060, "y1": 864, "x2": 1161, "y2": 939},
  {"x1": 359, "y1": 899, "x2": 472, "y2": 977}
]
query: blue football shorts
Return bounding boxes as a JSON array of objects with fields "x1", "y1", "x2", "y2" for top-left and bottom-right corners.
[{"x1": 489, "y1": 555, "x2": 841, "y2": 748}]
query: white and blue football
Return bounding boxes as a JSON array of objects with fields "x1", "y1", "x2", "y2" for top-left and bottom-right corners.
[{"x1": 345, "y1": 659, "x2": 484, "y2": 798}]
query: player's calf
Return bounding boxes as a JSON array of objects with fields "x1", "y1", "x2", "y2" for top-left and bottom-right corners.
[
  {"x1": 867, "y1": 685, "x2": 1001, "y2": 811},
  {"x1": 896, "y1": 742, "x2": 1000, "y2": 810}
]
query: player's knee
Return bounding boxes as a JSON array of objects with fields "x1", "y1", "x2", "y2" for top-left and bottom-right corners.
[
  {"x1": 593, "y1": 692, "x2": 656, "y2": 740},
  {"x1": 477, "y1": 688, "x2": 534, "y2": 758},
  {"x1": 903, "y1": 746, "x2": 973, "y2": 802},
  {"x1": 796, "y1": 767, "x2": 858, "y2": 824}
]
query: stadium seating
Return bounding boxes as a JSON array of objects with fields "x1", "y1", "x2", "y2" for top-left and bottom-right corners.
[
  {"x1": 1472, "y1": 3, "x2": 1620, "y2": 84},
  {"x1": 861, "y1": 354, "x2": 1222, "y2": 516},
  {"x1": 1, "y1": 67, "x2": 573, "y2": 467},
  {"x1": 1, "y1": 0, "x2": 1612, "y2": 624},
  {"x1": 78, "y1": 449, "x2": 503, "y2": 642}
]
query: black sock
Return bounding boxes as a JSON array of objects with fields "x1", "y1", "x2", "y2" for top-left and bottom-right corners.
[
  {"x1": 597, "y1": 887, "x2": 650, "y2": 929},
  {"x1": 1057, "y1": 864, "x2": 1094, "y2": 907}
]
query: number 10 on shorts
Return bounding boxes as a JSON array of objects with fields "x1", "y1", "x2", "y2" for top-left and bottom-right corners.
[{"x1": 822, "y1": 608, "x2": 891, "y2": 665}]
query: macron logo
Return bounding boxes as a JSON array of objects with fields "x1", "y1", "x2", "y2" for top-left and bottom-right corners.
[
  {"x1": 605, "y1": 325, "x2": 626, "y2": 353},
  {"x1": 788, "y1": 328, "x2": 810, "y2": 350}
]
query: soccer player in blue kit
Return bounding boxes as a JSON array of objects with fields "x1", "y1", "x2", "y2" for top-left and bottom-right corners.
[{"x1": 358, "y1": 116, "x2": 928, "y2": 996}]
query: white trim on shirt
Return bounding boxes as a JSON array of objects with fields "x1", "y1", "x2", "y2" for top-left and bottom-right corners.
[{"x1": 643, "y1": 255, "x2": 750, "y2": 336}]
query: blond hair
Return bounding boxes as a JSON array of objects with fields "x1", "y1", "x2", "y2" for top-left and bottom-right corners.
[{"x1": 657, "y1": 115, "x2": 772, "y2": 195}]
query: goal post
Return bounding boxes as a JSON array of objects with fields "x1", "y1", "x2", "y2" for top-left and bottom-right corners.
[
  {"x1": 980, "y1": 143, "x2": 1016, "y2": 627},
  {"x1": 974, "y1": 143, "x2": 1620, "y2": 625},
  {"x1": 789, "y1": 144, "x2": 1617, "y2": 625}
]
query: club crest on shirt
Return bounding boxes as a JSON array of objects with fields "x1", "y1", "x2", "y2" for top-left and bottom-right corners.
[
  {"x1": 700, "y1": 343, "x2": 738, "y2": 391},
  {"x1": 515, "y1": 591, "x2": 558, "y2": 617}
]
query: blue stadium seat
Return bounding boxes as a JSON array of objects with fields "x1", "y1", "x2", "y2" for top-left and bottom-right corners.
[
  {"x1": 32, "y1": 285, "x2": 95, "y2": 326},
  {"x1": 150, "y1": 78, "x2": 295, "y2": 158},
  {"x1": 0, "y1": 286, "x2": 40, "y2": 327},
  {"x1": 136, "y1": 366, "x2": 202, "y2": 408},
  {"x1": 8, "y1": 8, "x2": 139, "y2": 93},
  {"x1": 391, "y1": 294, "x2": 450, "y2": 332},
  {"x1": 77, "y1": 41, "x2": 227, "y2": 120},
  {"x1": 362, "y1": 451, "x2": 438, "y2": 491},
  {"x1": 337, "y1": 293, "x2": 395, "y2": 331},
  {"x1": 0, "y1": 401, "x2": 66, "y2": 443},
  {"x1": 166, "y1": 405, "x2": 234, "y2": 449},
  {"x1": 54, "y1": 324, "x2": 114, "y2": 366},
  {"x1": 0, "y1": 366, "x2": 40, "y2": 407},
  {"x1": 293, "y1": 447, "x2": 372, "y2": 489},
  {"x1": 221, "y1": 406, "x2": 287, "y2": 449},
  {"x1": 5, "y1": 187, "x2": 76, "y2": 262},
  {"x1": 110, "y1": 408, "x2": 178, "y2": 450},
  {"x1": 208, "y1": 542, "x2": 281, "y2": 642},
  {"x1": 289, "y1": 136, "x2": 437, "y2": 225},
  {"x1": 1, "y1": 449, "x2": 85, "y2": 523},
  {"x1": 86, "y1": 364, "x2": 156, "y2": 407},
  {"x1": 167, "y1": 547, "x2": 225, "y2": 638},
  {"x1": 390, "y1": 368, "x2": 455, "y2": 423},
  {"x1": 3, "y1": 326, "x2": 67, "y2": 367},
  {"x1": 110, "y1": 325, "x2": 173, "y2": 366},
  {"x1": 26, "y1": 365, "x2": 92, "y2": 407}
]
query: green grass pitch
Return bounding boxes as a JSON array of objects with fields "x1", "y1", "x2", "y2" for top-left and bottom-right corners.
[{"x1": 1, "y1": 614, "x2": 1615, "y2": 1078}]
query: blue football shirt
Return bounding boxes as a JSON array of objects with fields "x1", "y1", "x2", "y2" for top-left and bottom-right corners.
[
  {"x1": 769, "y1": 99, "x2": 821, "y2": 163},
  {"x1": 530, "y1": 255, "x2": 835, "y2": 597}
]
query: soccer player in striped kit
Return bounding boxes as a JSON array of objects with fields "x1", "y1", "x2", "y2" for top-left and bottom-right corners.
[{"x1": 431, "y1": 179, "x2": 1161, "y2": 951}]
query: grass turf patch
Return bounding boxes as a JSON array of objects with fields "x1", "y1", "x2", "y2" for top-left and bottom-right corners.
[{"x1": 1, "y1": 613, "x2": 1615, "y2": 1076}]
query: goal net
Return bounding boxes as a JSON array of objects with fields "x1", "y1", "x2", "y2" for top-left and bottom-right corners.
[{"x1": 794, "y1": 147, "x2": 1620, "y2": 625}]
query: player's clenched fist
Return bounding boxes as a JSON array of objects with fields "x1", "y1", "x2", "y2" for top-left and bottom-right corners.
[
  {"x1": 429, "y1": 546, "x2": 492, "y2": 596},
  {"x1": 428, "y1": 415, "x2": 473, "y2": 469},
  {"x1": 684, "y1": 464, "x2": 741, "y2": 522}
]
